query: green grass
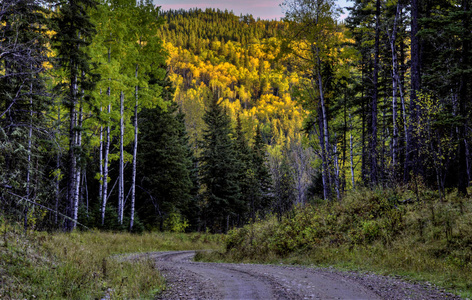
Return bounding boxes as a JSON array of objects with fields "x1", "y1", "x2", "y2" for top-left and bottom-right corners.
[
  {"x1": 0, "y1": 225, "x2": 222, "y2": 299},
  {"x1": 197, "y1": 186, "x2": 472, "y2": 298}
]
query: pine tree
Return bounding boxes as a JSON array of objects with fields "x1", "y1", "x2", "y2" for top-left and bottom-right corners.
[
  {"x1": 137, "y1": 101, "x2": 194, "y2": 230},
  {"x1": 52, "y1": 0, "x2": 98, "y2": 230},
  {"x1": 199, "y1": 95, "x2": 241, "y2": 232},
  {"x1": 250, "y1": 125, "x2": 273, "y2": 218},
  {"x1": 0, "y1": 0, "x2": 52, "y2": 227}
]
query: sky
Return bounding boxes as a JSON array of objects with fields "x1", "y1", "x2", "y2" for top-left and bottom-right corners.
[{"x1": 155, "y1": 0, "x2": 352, "y2": 21}]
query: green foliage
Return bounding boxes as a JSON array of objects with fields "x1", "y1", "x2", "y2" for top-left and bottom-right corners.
[
  {"x1": 163, "y1": 210, "x2": 190, "y2": 233},
  {"x1": 0, "y1": 226, "x2": 222, "y2": 299},
  {"x1": 136, "y1": 101, "x2": 195, "y2": 228},
  {"x1": 220, "y1": 187, "x2": 472, "y2": 296},
  {"x1": 199, "y1": 95, "x2": 242, "y2": 232}
]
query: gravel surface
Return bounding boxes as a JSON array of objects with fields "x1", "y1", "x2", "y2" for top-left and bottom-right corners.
[{"x1": 134, "y1": 251, "x2": 461, "y2": 300}]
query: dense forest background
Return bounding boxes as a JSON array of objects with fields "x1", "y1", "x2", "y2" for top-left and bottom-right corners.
[{"x1": 1, "y1": 0, "x2": 471, "y2": 233}]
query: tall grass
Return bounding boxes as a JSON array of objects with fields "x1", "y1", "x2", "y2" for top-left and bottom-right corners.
[
  {"x1": 0, "y1": 225, "x2": 222, "y2": 299},
  {"x1": 198, "y1": 186, "x2": 472, "y2": 298}
]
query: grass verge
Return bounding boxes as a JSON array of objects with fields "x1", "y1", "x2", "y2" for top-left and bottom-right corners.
[
  {"x1": 0, "y1": 225, "x2": 222, "y2": 299},
  {"x1": 197, "y1": 186, "x2": 472, "y2": 298}
]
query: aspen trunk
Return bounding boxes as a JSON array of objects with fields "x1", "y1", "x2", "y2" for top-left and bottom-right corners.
[
  {"x1": 318, "y1": 67, "x2": 331, "y2": 200},
  {"x1": 73, "y1": 105, "x2": 83, "y2": 229},
  {"x1": 118, "y1": 91, "x2": 125, "y2": 224},
  {"x1": 99, "y1": 104, "x2": 103, "y2": 207},
  {"x1": 130, "y1": 64, "x2": 138, "y2": 231},
  {"x1": 67, "y1": 71, "x2": 78, "y2": 231},
  {"x1": 101, "y1": 48, "x2": 112, "y2": 225},
  {"x1": 349, "y1": 114, "x2": 355, "y2": 189},
  {"x1": 101, "y1": 104, "x2": 111, "y2": 225},
  {"x1": 55, "y1": 105, "x2": 61, "y2": 225}
]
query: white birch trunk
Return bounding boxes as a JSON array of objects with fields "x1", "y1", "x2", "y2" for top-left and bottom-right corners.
[
  {"x1": 55, "y1": 105, "x2": 61, "y2": 225},
  {"x1": 118, "y1": 91, "x2": 125, "y2": 224},
  {"x1": 99, "y1": 103, "x2": 103, "y2": 206},
  {"x1": 101, "y1": 48, "x2": 112, "y2": 225},
  {"x1": 73, "y1": 105, "x2": 83, "y2": 229},
  {"x1": 101, "y1": 103, "x2": 111, "y2": 225},
  {"x1": 130, "y1": 65, "x2": 138, "y2": 231},
  {"x1": 317, "y1": 63, "x2": 331, "y2": 200},
  {"x1": 68, "y1": 73, "x2": 78, "y2": 231}
]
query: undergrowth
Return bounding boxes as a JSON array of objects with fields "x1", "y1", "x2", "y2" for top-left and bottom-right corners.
[
  {"x1": 197, "y1": 186, "x2": 472, "y2": 298},
  {"x1": 0, "y1": 225, "x2": 222, "y2": 299}
]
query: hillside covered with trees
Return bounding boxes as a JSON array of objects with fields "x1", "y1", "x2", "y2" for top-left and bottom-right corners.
[{"x1": 1, "y1": 0, "x2": 471, "y2": 235}]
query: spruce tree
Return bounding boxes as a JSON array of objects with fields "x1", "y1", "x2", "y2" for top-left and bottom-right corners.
[
  {"x1": 137, "y1": 101, "x2": 194, "y2": 230},
  {"x1": 251, "y1": 125, "x2": 273, "y2": 217},
  {"x1": 199, "y1": 95, "x2": 241, "y2": 232},
  {"x1": 234, "y1": 114, "x2": 252, "y2": 223},
  {"x1": 0, "y1": 0, "x2": 52, "y2": 227},
  {"x1": 52, "y1": 0, "x2": 98, "y2": 230}
]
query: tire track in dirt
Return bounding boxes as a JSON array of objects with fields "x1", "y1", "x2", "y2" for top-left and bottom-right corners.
[{"x1": 150, "y1": 251, "x2": 382, "y2": 299}]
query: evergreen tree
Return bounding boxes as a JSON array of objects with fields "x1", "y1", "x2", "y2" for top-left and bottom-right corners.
[
  {"x1": 250, "y1": 125, "x2": 273, "y2": 218},
  {"x1": 0, "y1": 0, "x2": 52, "y2": 228},
  {"x1": 234, "y1": 114, "x2": 252, "y2": 222},
  {"x1": 137, "y1": 101, "x2": 194, "y2": 230},
  {"x1": 52, "y1": 0, "x2": 98, "y2": 230},
  {"x1": 199, "y1": 95, "x2": 241, "y2": 232}
]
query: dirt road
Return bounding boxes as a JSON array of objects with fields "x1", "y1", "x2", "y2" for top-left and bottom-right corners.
[{"x1": 140, "y1": 251, "x2": 459, "y2": 300}]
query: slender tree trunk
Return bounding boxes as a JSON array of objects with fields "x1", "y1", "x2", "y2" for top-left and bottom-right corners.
[
  {"x1": 457, "y1": 0, "x2": 470, "y2": 195},
  {"x1": 73, "y1": 105, "x2": 83, "y2": 229},
  {"x1": 389, "y1": 4, "x2": 402, "y2": 177},
  {"x1": 25, "y1": 74, "x2": 33, "y2": 233},
  {"x1": 118, "y1": 91, "x2": 125, "y2": 224},
  {"x1": 315, "y1": 48, "x2": 331, "y2": 199},
  {"x1": 67, "y1": 70, "x2": 78, "y2": 231},
  {"x1": 101, "y1": 48, "x2": 112, "y2": 225},
  {"x1": 349, "y1": 114, "x2": 355, "y2": 189},
  {"x1": 333, "y1": 133, "x2": 341, "y2": 200},
  {"x1": 99, "y1": 104, "x2": 103, "y2": 206},
  {"x1": 101, "y1": 103, "x2": 111, "y2": 225},
  {"x1": 55, "y1": 105, "x2": 61, "y2": 225},
  {"x1": 407, "y1": 0, "x2": 421, "y2": 182},
  {"x1": 130, "y1": 64, "x2": 138, "y2": 231},
  {"x1": 370, "y1": 0, "x2": 380, "y2": 186}
]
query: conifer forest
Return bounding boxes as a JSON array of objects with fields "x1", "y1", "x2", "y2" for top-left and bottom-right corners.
[{"x1": 1, "y1": 0, "x2": 471, "y2": 234}]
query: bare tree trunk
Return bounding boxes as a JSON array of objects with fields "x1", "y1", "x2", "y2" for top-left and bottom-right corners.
[
  {"x1": 25, "y1": 74, "x2": 33, "y2": 233},
  {"x1": 457, "y1": 0, "x2": 470, "y2": 195},
  {"x1": 99, "y1": 104, "x2": 103, "y2": 206},
  {"x1": 333, "y1": 133, "x2": 340, "y2": 200},
  {"x1": 73, "y1": 105, "x2": 83, "y2": 229},
  {"x1": 389, "y1": 4, "x2": 402, "y2": 175},
  {"x1": 315, "y1": 48, "x2": 331, "y2": 200},
  {"x1": 101, "y1": 103, "x2": 111, "y2": 225},
  {"x1": 130, "y1": 65, "x2": 138, "y2": 231},
  {"x1": 407, "y1": 0, "x2": 421, "y2": 182},
  {"x1": 101, "y1": 48, "x2": 112, "y2": 225},
  {"x1": 55, "y1": 105, "x2": 61, "y2": 225},
  {"x1": 67, "y1": 71, "x2": 78, "y2": 231},
  {"x1": 370, "y1": 0, "x2": 380, "y2": 186},
  {"x1": 118, "y1": 91, "x2": 125, "y2": 224},
  {"x1": 349, "y1": 114, "x2": 355, "y2": 189}
]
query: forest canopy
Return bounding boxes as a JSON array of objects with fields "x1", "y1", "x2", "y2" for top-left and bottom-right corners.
[{"x1": 1, "y1": 0, "x2": 471, "y2": 233}]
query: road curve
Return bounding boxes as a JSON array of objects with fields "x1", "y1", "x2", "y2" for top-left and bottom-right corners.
[{"x1": 149, "y1": 251, "x2": 381, "y2": 300}]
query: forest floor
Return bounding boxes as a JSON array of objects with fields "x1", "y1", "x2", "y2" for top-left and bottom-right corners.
[{"x1": 129, "y1": 250, "x2": 460, "y2": 300}]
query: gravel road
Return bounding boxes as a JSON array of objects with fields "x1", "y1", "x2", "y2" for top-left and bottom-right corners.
[{"x1": 135, "y1": 251, "x2": 460, "y2": 300}]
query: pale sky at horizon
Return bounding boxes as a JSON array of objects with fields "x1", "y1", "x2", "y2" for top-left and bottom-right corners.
[{"x1": 155, "y1": 0, "x2": 352, "y2": 21}]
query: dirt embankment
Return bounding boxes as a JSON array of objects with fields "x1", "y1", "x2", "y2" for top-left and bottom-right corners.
[{"x1": 136, "y1": 251, "x2": 460, "y2": 300}]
